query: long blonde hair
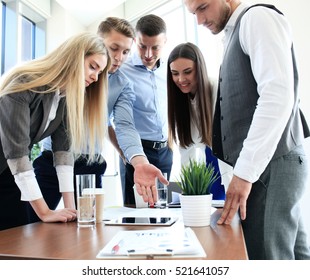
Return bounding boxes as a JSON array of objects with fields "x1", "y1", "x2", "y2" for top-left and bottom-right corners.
[{"x1": 0, "y1": 32, "x2": 111, "y2": 161}]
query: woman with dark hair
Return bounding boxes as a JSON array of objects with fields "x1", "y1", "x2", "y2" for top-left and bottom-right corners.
[{"x1": 167, "y1": 42, "x2": 232, "y2": 198}]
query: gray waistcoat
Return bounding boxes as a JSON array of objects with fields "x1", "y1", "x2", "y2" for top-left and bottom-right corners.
[{"x1": 213, "y1": 6, "x2": 304, "y2": 167}]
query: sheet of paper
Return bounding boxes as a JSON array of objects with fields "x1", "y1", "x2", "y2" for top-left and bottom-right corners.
[{"x1": 96, "y1": 227, "x2": 206, "y2": 259}]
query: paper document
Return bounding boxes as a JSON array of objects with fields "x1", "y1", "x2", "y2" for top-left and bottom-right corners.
[{"x1": 96, "y1": 227, "x2": 206, "y2": 259}]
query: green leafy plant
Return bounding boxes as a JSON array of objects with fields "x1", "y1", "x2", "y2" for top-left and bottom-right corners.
[
  {"x1": 176, "y1": 159, "x2": 220, "y2": 195},
  {"x1": 30, "y1": 143, "x2": 42, "y2": 162}
]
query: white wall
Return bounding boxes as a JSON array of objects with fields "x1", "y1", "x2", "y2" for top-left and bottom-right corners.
[
  {"x1": 124, "y1": 0, "x2": 169, "y2": 20},
  {"x1": 87, "y1": 4, "x2": 125, "y2": 32},
  {"x1": 46, "y1": 0, "x2": 86, "y2": 52}
]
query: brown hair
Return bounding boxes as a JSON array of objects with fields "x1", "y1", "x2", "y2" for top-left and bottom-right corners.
[
  {"x1": 97, "y1": 17, "x2": 135, "y2": 39},
  {"x1": 167, "y1": 42, "x2": 213, "y2": 148},
  {"x1": 135, "y1": 14, "x2": 166, "y2": 36}
]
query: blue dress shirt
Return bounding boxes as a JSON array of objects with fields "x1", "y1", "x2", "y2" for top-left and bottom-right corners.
[
  {"x1": 108, "y1": 69, "x2": 144, "y2": 161},
  {"x1": 121, "y1": 52, "x2": 168, "y2": 142}
]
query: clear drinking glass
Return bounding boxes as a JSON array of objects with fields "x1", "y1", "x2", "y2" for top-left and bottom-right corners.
[
  {"x1": 76, "y1": 174, "x2": 96, "y2": 228},
  {"x1": 155, "y1": 173, "x2": 168, "y2": 208}
]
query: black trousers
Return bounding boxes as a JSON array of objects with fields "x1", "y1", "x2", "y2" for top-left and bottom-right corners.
[
  {"x1": 33, "y1": 151, "x2": 107, "y2": 210},
  {"x1": 123, "y1": 145, "x2": 173, "y2": 206},
  {"x1": 0, "y1": 168, "x2": 34, "y2": 230}
]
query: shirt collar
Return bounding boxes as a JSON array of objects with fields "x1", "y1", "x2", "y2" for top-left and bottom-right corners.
[
  {"x1": 108, "y1": 69, "x2": 119, "y2": 78},
  {"x1": 131, "y1": 51, "x2": 164, "y2": 71},
  {"x1": 223, "y1": 3, "x2": 249, "y2": 49}
]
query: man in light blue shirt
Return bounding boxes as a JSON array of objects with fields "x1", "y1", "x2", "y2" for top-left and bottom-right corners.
[
  {"x1": 120, "y1": 15, "x2": 173, "y2": 205},
  {"x1": 33, "y1": 17, "x2": 168, "y2": 211}
]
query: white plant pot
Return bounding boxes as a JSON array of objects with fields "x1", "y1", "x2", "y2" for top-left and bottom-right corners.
[{"x1": 180, "y1": 194, "x2": 213, "y2": 227}]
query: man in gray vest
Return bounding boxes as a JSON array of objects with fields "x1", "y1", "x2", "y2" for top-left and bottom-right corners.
[{"x1": 185, "y1": 0, "x2": 310, "y2": 259}]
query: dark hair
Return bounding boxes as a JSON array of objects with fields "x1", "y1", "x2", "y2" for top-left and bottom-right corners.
[
  {"x1": 135, "y1": 14, "x2": 166, "y2": 36},
  {"x1": 97, "y1": 17, "x2": 135, "y2": 39},
  {"x1": 167, "y1": 42, "x2": 213, "y2": 148}
]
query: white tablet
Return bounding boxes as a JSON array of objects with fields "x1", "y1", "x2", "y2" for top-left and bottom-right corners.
[{"x1": 104, "y1": 216, "x2": 178, "y2": 226}]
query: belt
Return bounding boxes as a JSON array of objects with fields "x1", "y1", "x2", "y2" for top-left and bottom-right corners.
[{"x1": 141, "y1": 139, "x2": 168, "y2": 150}]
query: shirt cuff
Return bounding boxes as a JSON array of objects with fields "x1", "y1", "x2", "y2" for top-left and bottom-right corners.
[
  {"x1": 56, "y1": 165, "x2": 74, "y2": 193},
  {"x1": 128, "y1": 153, "x2": 147, "y2": 163},
  {"x1": 233, "y1": 156, "x2": 268, "y2": 183},
  {"x1": 14, "y1": 170, "x2": 43, "y2": 201}
]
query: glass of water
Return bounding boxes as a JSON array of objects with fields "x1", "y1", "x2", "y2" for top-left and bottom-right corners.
[
  {"x1": 155, "y1": 173, "x2": 168, "y2": 208},
  {"x1": 76, "y1": 174, "x2": 96, "y2": 228}
]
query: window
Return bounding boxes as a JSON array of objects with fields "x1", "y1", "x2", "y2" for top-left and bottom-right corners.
[
  {"x1": 20, "y1": 15, "x2": 35, "y2": 62},
  {"x1": 0, "y1": 0, "x2": 46, "y2": 75},
  {"x1": 196, "y1": 24, "x2": 224, "y2": 78},
  {"x1": 1, "y1": 0, "x2": 47, "y2": 160},
  {"x1": 148, "y1": 0, "x2": 223, "y2": 78},
  {"x1": 148, "y1": 0, "x2": 188, "y2": 56}
]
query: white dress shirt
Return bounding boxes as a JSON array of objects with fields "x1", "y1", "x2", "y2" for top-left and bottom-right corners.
[{"x1": 224, "y1": 3, "x2": 295, "y2": 182}]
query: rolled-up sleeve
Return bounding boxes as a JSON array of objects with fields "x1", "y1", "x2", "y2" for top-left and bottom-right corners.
[{"x1": 112, "y1": 75, "x2": 144, "y2": 161}]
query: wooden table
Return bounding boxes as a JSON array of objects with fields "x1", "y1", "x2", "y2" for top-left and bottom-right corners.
[{"x1": 0, "y1": 209, "x2": 248, "y2": 260}]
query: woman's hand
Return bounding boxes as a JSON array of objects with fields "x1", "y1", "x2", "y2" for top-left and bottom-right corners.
[
  {"x1": 30, "y1": 198, "x2": 77, "y2": 223},
  {"x1": 40, "y1": 208, "x2": 77, "y2": 223}
]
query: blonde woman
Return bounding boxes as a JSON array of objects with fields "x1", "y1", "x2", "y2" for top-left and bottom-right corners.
[{"x1": 0, "y1": 32, "x2": 110, "y2": 230}]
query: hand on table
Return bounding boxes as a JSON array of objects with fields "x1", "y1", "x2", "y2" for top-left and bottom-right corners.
[
  {"x1": 40, "y1": 208, "x2": 77, "y2": 223},
  {"x1": 217, "y1": 175, "x2": 252, "y2": 225},
  {"x1": 30, "y1": 198, "x2": 77, "y2": 223}
]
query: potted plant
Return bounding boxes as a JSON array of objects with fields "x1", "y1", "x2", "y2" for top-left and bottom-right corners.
[{"x1": 177, "y1": 159, "x2": 219, "y2": 227}]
